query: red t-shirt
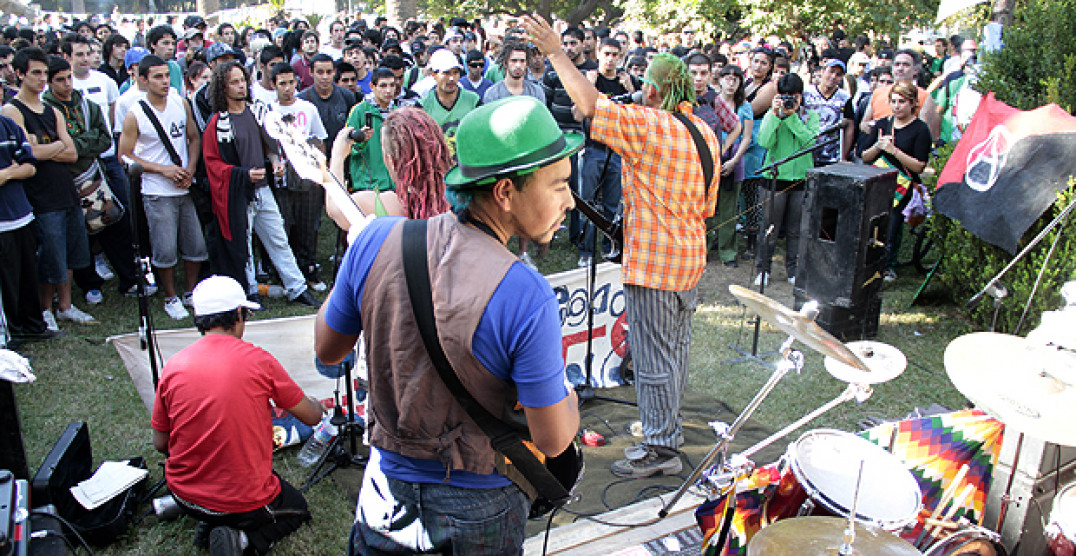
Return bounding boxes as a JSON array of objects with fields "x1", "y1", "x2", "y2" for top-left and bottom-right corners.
[{"x1": 150, "y1": 334, "x2": 305, "y2": 512}]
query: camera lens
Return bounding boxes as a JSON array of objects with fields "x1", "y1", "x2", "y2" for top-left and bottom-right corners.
[
  {"x1": 349, "y1": 128, "x2": 364, "y2": 142},
  {"x1": 782, "y1": 95, "x2": 796, "y2": 110}
]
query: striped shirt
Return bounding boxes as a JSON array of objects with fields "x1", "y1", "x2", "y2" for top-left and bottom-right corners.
[{"x1": 590, "y1": 96, "x2": 720, "y2": 291}]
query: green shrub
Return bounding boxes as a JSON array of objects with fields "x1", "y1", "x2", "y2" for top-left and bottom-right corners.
[
  {"x1": 930, "y1": 180, "x2": 1076, "y2": 333},
  {"x1": 975, "y1": 0, "x2": 1076, "y2": 112}
]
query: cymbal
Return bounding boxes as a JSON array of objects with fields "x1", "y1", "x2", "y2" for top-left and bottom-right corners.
[
  {"x1": 946, "y1": 332, "x2": 1076, "y2": 446},
  {"x1": 825, "y1": 341, "x2": 907, "y2": 384},
  {"x1": 747, "y1": 516, "x2": 921, "y2": 556},
  {"x1": 729, "y1": 285, "x2": 869, "y2": 371}
]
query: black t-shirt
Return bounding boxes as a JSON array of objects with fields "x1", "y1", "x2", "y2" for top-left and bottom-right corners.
[
  {"x1": 8, "y1": 98, "x2": 78, "y2": 212},
  {"x1": 231, "y1": 108, "x2": 271, "y2": 187},
  {"x1": 543, "y1": 58, "x2": 598, "y2": 131},
  {"x1": 866, "y1": 116, "x2": 931, "y2": 183},
  {"x1": 585, "y1": 71, "x2": 640, "y2": 147},
  {"x1": 299, "y1": 85, "x2": 357, "y2": 154}
]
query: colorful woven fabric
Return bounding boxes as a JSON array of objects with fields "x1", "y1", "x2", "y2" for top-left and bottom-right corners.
[
  {"x1": 693, "y1": 410, "x2": 1004, "y2": 555},
  {"x1": 859, "y1": 408, "x2": 1004, "y2": 541},
  {"x1": 590, "y1": 96, "x2": 719, "y2": 292}
]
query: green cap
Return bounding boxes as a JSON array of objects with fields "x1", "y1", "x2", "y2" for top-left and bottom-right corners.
[{"x1": 445, "y1": 96, "x2": 584, "y2": 189}]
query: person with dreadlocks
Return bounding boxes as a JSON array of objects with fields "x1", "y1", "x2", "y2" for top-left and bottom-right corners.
[
  {"x1": 524, "y1": 15, "x2": 719, "y2": 478},
  {"x1": 324, "y1": 107, "x2": 451, "y2": 227}
]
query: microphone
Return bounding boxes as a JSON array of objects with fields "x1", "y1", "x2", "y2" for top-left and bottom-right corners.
[{"x1": 967, "y1": 281, "x2": 1008, "y2": 309}]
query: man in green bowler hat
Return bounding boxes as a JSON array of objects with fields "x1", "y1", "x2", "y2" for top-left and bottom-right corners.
[
  {"x1": 316, "y1": 95, "x2": 582, "y2": 554},
  {"x1": 524, "y1": 14, "x2": 721, "y2": 479}
]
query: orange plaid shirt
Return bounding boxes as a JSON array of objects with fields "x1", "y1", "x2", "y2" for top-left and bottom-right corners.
[{"x1": 590, "y1": 96, "x2": 720, "y2": 291}]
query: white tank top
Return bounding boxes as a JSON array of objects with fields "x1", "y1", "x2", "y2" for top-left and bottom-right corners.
[{"x1": 133, "y1": 93, "x2": 190, "y2": 196}]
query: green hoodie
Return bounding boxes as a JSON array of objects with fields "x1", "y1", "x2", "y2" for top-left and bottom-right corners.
[
  {"x1": 757, "y1": 107, "x2": 820, "y2": 182},
  {"x1": 345, "y1": 98, "x2": 395, "y2": 192},
  {"x1": 42, "y1": 87, "x2": 112, "y2": 175}
]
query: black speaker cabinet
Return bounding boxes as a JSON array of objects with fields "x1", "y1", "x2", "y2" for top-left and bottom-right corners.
[{"x1": 794, "y1": 163, "x2": 897, "y2": 308}]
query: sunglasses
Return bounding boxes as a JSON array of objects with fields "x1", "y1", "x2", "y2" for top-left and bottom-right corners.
[{"x1": 467, "y1": 62, "x2": 484, "y2": 68}]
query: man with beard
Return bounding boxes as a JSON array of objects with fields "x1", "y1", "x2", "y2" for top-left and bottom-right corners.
[
  {"x1": 200, "y1": 61, "x2": 320, "y2": 307},
  {"x1": 482, "y1": 40, "x2": 544, "y2": 103}
]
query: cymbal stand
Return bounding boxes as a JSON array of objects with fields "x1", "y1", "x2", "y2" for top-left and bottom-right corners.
[
  {"x1": 995, "y1": 430, "x2": 1025, "y2": 532},
  {"x1": 659, "y1": 333, "x2": 804, "y2": 518}
]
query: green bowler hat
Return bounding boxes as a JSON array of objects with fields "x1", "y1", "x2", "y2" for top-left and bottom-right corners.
[{"x1": 445, "y1": 96, "x2": 584, "y2": 189}]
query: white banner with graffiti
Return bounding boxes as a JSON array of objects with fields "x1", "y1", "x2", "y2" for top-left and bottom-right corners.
[{"x1": 548, "y1": 262, "x2": 629, "y2": 388}]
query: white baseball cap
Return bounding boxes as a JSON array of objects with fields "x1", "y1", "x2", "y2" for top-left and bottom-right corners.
[
  {"x1": 192, "y1": 275, "x2": 261, "y2": 316},
  {"x1": 428, "y1": 48, "x2": 464, "y2": 73}
]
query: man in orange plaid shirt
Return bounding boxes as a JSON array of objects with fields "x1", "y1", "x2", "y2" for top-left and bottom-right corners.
[{"x1": 525, "y1": 16, "x2": 720, "y2": 477}]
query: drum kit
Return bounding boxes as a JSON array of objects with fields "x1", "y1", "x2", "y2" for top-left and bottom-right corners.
[{"x1": 668, "y1": 285, "x2": 1076, "y2": 555}]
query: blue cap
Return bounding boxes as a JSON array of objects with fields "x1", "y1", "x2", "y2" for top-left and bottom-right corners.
[
  {"x1": 124, "y1": 46, "x2": 149, "y2": 69},
  {"x1": 824, "y1": 58, "x2": 847, "y2": 73},
  {"x1": 205, "y1": 42, "x2": 236, "y2": 64}
]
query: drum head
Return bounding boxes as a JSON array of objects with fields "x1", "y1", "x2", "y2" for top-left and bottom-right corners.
[
  {"x1": 1052, "y1": 483, "x2": 1076, "y2": 542},
  {"x1": 791, "y1": 429, "x2": 922, "y2": 528}
]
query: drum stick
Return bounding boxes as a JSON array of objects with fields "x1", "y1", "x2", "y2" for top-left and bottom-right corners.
[
  {"x1": 929, "y1": 483, "x2": 976, "y2": 541},
  {"x1": 922, "y1": 517, "x2": 960, "y2": 529},
  {"x1": 915, "y1": 463, "x2": 969, "y2": 547}
]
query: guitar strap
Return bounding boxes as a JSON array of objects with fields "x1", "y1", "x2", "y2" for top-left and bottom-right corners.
[
  {"x1": 400, "y1": 219, "x2": 571, "y2": 505},
  {"x1": 671, "y1": 111, "x2": 715, "y2": 196}
]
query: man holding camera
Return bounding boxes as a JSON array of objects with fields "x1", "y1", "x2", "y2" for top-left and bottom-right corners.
[
  {"x1": 344, "y1": 67, "x2": 401, "y2": 192},
  {"x1": 753, "y1": 73, "x2": 820, "y2": 287}
]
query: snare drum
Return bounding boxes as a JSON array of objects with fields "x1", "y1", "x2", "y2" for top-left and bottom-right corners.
[
  {"x1": 1048, "y1": 483, "x2": 1076, "y2": 556},
  {"x1": 922, "y1": 526, "x2": 1006, "y2": 556},
  {"x1": 764, "y1": 429, "x2": 922, "y2": 532}
]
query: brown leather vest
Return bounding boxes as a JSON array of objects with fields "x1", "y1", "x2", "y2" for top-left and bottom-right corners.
[{"x1": 360, "y1": 213, "x2": 523, "y2": 477}]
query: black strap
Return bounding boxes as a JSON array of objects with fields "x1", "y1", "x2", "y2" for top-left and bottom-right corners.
[
  {"x1": 671, "y1": 111, "x2": 715, "y2": 196},
  {"x1": 139, "y1": 100, "x2": 183, "y2": 167},
  {"x1": 400, "y1": 219, "x2": 569, "y2": 501}
]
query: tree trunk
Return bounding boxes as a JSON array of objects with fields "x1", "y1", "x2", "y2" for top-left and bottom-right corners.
[
  {"x1": 385, "y1": 0, "x2": 416, "y2": 27},
  {"x1": 199, "y1": 0, "x2": 220, "y2": 20},
  {"x1": 991, "y1": 0, "x2": 1015, "y2": 25}
]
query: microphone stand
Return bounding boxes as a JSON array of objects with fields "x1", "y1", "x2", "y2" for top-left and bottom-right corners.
[
  {"x1": 123, "y1": 159, "x2": 162, "y2": 389},
  {"x1": 966, "y1": 194, "x2": 1076, "y2": 332},
  {"x1": 725, "y1": 132, "x2": 840, "y2": 368}
]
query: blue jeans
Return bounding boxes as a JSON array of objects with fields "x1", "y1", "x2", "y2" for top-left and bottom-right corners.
[
  {"x1": 351, "y1": 458, "x2": 530, "y2": 555},
  {"x1": 33, "y1": 206, "x2": 91, "y2": 284},
  {"x1": 579, "y1": 146, "x2": 622, "y2": 256},
  {"x1": 245, "y1": 187, "x2": 307, "y2": 299}
]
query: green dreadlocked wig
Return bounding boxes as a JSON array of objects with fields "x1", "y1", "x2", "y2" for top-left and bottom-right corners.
[{"x1": 644, "y1": 52, "x2": 696, "y2": 111}]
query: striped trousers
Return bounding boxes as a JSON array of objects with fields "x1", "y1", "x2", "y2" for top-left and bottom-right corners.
[{"x1": 624, "y1": 284, "x2": 698, "y2": 450}]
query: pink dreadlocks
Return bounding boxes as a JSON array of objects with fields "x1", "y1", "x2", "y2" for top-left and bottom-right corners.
[{"x1": 381, "y1": 108, "x2": 452, "y2": 219}]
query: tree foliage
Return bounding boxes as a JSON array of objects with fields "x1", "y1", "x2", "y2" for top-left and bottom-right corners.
[
  {"x1": 739, "y1": 0, "x2": 939, "y2": 40},
  {"x1": 422, "y1": 0, "x2": 621, "y2": 26},
  {"x1": 975, "y1": 0, "x2": 1076, "y2": 113}
]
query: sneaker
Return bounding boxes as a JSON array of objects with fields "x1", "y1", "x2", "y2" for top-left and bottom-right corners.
[
  {"x1": 181, "y1": 292, "x2": 194, "y2": 307},
  {"x1": 787, "y1": 276, "x2": 796, "y2": 285},
  {"x1": 56, "y1": 305, "x2": 96, "y2": 324},
  {"x1": 125, "y1": 283, "x2": 158, "y2": 297},
  {"x1": 208, "y1": 526, "x2": 245, "y2": 556},
  {"x1": 163, "y1": 297, "x2": 189, "y2": 320},
  {"x1": 753, "y1": 272, "x2": 769, "y2": 286},
  {"x1": 41, "y1": 310, "x2": 59, "y2": 332},
  {"x1": 94, "y1": 254, "x2": 114, "y2": 281},
  {"x1": 519, "y1": 251, "x2": 538, "y2": 271},
  {"x1": 577, "y1": 255, "x2": 593, "y2": 268},
  {"x1": 883, "y1": 269, "x2": 898, "y2": 283},
  {"x1": 85, "y1": 289, "x2": 104, "y2": 305},
  {"x1": 12, "y1": 328, "x2": 64, "y2": 343},
  {"x1": 304, "y1": 265, "x2": 328, "y2": 292},
  {"x1": 610, "y1": 444, "x2": 683, "y2": 478},
  {"x1": 723, "y1": 260, "x2": 739, "y2": 268},
  {"x1": 290, "y1": 289, "x2": 320, "y2": 307}
]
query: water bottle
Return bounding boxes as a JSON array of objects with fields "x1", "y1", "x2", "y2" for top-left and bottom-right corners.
[
  {"x1": 296, "y1": 414, "x2": 337, "y2": 467},
  {"x1": 257, "y1": 284, "x2": 286, "y2": 298}
]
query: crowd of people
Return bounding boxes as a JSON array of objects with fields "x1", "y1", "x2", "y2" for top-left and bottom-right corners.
[{"x1": 0, "y1": 8, "x2": 986, "y2": 555}]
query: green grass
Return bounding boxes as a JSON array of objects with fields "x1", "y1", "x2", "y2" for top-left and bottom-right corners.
[{"x1": 11, "y1": 217, "x2": 973, "y2": 553}]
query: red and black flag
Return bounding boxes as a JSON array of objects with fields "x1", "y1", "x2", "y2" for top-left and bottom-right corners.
[{"x1": 934, "y1": 92, "x2": 1076, "y2": 253}]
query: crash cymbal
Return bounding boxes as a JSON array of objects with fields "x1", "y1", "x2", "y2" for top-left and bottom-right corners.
[
  {"x1": 946, "y1": 332, "x2": 1076, "y2": 446},
  {"x1": 747, "y1": 516, "x2": 921, "y2": 556},
  {"x1": 825, "y1": 341, "x2": 907, "y2": 384},
  {"x1": 729, "y1": 285, "x2": 869, "y2": 371}
]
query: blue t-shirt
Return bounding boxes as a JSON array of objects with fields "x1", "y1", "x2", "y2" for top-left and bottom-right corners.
[
  {"x1": 0, "y1": 115, "x2": 37, "y2": 229},
  {"x1": 324, "y1": 216, "x2": 569, "y2": 488},
  {"x1": 356, "y1": 71, "x2": 372, "y2": 96}
]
